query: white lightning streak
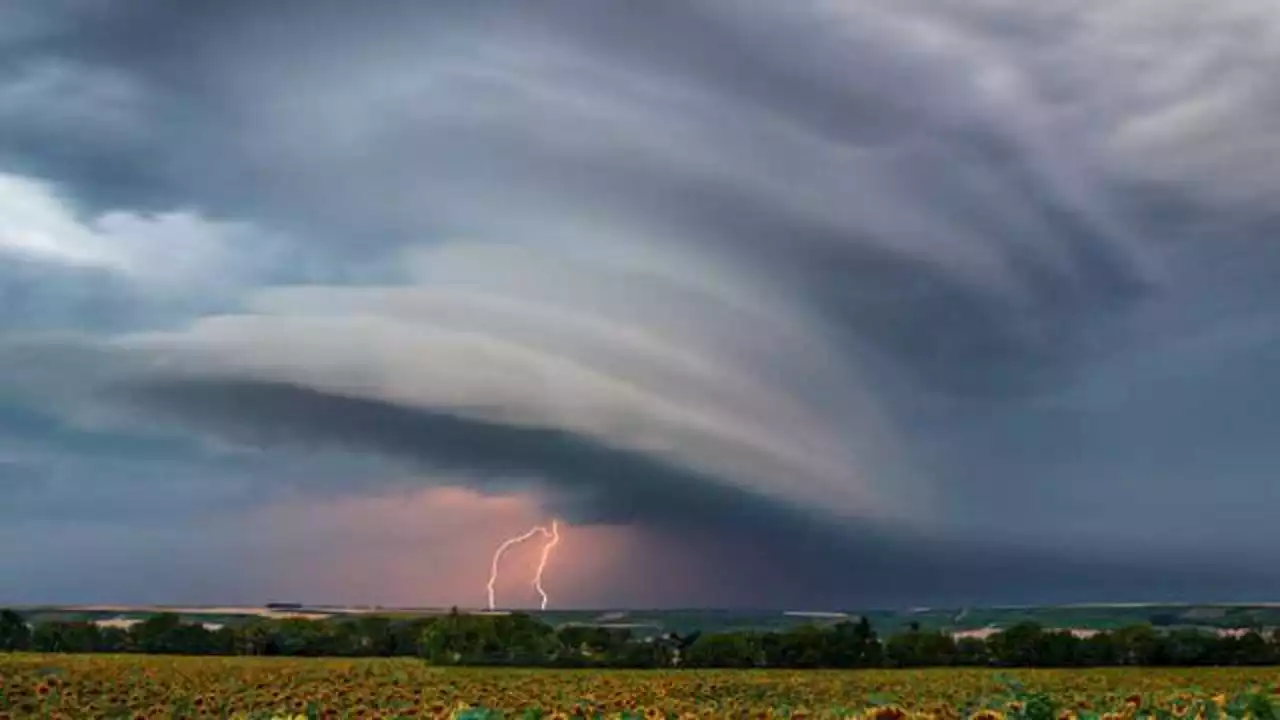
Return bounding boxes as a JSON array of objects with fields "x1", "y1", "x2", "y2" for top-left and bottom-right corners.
[
  {"x1": 533, "y1": 520, "x2": 561, "y2": 611},
  {"x1": 486, "y1": 520, "x2": 561, "y2": 611}
]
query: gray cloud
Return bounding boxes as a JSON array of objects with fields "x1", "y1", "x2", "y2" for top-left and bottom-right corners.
[
  {"x1": 3, "y1": 0, "x2": 1280, "y2": 605},
  {"x1": 115, "y1": 375, "x2": 810, "y2": 529},
  {"x1": 113, "y1": 375, "x2": 1280, "y2": 608}
]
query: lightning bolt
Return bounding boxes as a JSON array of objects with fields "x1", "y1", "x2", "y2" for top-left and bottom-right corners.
[
  {"x1": 533, "y1": 520, "x2": 560, "y2": 611},
  {"x1": 486, "y1": 520, "x2": 561, "y2": 611}
]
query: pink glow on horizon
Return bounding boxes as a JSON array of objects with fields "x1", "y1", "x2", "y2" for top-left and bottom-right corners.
[{"x1": 243, "y1": 485, "x2": 631, "y2": 607}]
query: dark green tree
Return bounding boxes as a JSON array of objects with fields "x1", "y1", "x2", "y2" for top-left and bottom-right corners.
[
  {"x1": 1036, "y1": 630, "x2": 1082, "y2": 667},
  {"x1": 233, "y1": 619, "x2": 279, "y2": 656},
  {"x1": 989, "y1": 622, "x2": 1045, "y2": 666},
  {"x1": 885, "y1": 628, "x2": 956, "y2": 667},
  {"x1": 0, "y1": 609, "x2": 30, "y2": 651},
  {"x1": 955, "y1": 636, "x2": 990, "y2": 666},
  {"x1": 683, "y1": 631, "x2": 758, "y2": 668},
  {"x1": 1111, "y1": 624, "x2": 1161, "y2": 665},
  {"x1": 129, "y1": 613, "x2": 184, "y2": 654},
  {"x1": 1077, "y1": 631, "x2": 1120, "y2": 666},
  {"x1": 772, "y1": 624, "x2": 829, "y2": 668},
  {"x1": 827, "y1": 617, "x2": 881, "y2": 667},
  {"x1": 31, "y1": 621, "x2": 79, "y2": 652},
  {"x1": 1164, "y1": 629, "x2": 1216, "y2": 666}
]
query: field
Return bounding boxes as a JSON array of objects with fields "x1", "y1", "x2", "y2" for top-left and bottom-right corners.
[
  {"x1": 4, "y1": 654, "x2": 1280, "y2": 719},
  {"x1": 19, "y1": 603, "x2": 1280, "y2": 639}
]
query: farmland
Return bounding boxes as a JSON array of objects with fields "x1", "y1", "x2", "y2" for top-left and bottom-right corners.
[
  {"x1": 18, "y1": 603, "x2": 1280, "y2": 640},
  {"x1": 4, "y1": 653, "x2": 1280, "y2": 719}
]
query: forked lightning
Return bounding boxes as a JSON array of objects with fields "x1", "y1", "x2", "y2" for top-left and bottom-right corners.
[{"x1": 485, "y1": 520, "x2": 561, "y2": 611}]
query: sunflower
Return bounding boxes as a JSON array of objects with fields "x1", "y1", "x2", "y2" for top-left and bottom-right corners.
[{"x1": 870, "y1": 705, "x2": 909, "y2": 720}]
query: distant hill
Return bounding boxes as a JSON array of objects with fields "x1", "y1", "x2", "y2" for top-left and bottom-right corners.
[{"x1": 10, "y1": 603, "x2": 1280, "y2": 638}]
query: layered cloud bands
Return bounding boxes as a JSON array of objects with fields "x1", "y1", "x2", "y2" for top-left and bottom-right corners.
[
  {"x1": 113, "y1": 240, "x2": 905, "y2": 529},
  {"x1": 3, "y1": 0, "x2": 1280, "y2": 605}
]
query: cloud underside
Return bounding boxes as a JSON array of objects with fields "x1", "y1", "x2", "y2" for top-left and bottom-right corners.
[
  {"x1": 114, "y1": 374, "x2": 1280, "y2": 608},
  {"x1": 118, "y1": 376, "x2": 819, "y2": 529}
]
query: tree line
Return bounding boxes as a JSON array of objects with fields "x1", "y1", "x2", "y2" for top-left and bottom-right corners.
[{"x1": 4, "y1": 609, "x2": 1280, "y2": 668}]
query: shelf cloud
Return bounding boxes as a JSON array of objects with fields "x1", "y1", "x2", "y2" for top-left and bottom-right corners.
[{"x1": 3, "y1": 0, "x2": 1280, "y2": 606}]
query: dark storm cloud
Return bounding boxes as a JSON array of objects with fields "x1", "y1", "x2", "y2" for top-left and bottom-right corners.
[
  {"x1": 116, "y1": 376, "x2": 822, "y2": 529},
  {"x1": 4, "y1": 0, "x2": 1154, "y2": 350},
  {"x1": 645, "y1": 518, "x2": 1280, "y2": 610},
  {"x1": 538, "y1": 150, "x2": 1151, "y2": 397},
  {"x1": 4, "y1": 0, "x2": 1157, "y2": 403},
  {"x1": 116, "y1": 376, "x2": 1280, "y2": 608},
  {"x1": 5, "y1": 0, "x2": 1280, "y2": 606},
  {"x1": 0, "y1": 0, "x2": 503, "y2": 218}
]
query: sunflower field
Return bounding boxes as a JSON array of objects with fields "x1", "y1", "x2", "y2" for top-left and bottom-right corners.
[{"x1": 3, "y1": 653, "x2": 1280, "y2": 720}]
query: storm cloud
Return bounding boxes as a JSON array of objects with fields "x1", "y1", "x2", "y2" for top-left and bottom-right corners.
[
  {"x1": 3, "y1": 0, "x2": 1280, "y2": 606},
  {"x1": 117, "y1": 376, "x2": 843, "y2": 531}
]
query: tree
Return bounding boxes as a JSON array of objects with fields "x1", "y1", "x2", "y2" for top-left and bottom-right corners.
[
  {"x1": 555, "y1": 625, "x2": 616, "y2": 665},
  {"x1": 233, "y1": 619, "x2": 279, "y2": 656},
  {"x1": 1223, "y1": 630, "x2": 1275, "y2": 666},
  {"x1": 612, "y1": 636, "x2": 676, "y2": 668},
  {"x1": 886, "y1": 628, "x2": 956, "y2": 667},
  {"x1": 417, "y1": 613, "x2": 485, "y2": 665},
  {"x1": 827, "y1": 618, "x2": 881, "y2": 667},
  {"x1": 1036, "y1": 630, "x2": 1082, "y2": 667},
  {"x1": 683, "y1": 632, "x2": 758, "y2": 668},
  {"x1": 130, "y1": 613, "x2": 185, "y2": 654},
  {"x1": 353, "y1": 616, "x2": 396, "y2": 657},
  {"x1": 1160, "y1": 629, "x2": 1212, "y2": 666},
  {"x1": 11, "y1": 605, "x2": 1280, "y2": 669},
  {"x1": 97, "y1": 625, "x2": 130, "y2": 653},
  {"x1": 1111, "y1": 624, "x2": 1161, "y2": 666},
  {"x1": 955, "y1": 637, "x2": 990, "y2": 666},
  {"x1": 273, "y1": 619, "x2": 334, "y2": 657},
  {"x1": 389, "y1": 619, "x2": 434, "y2": 657},
  {"x1": 0, "y1": 609, "x2": 30, "y2": 651},
  {"x1": 1077, "y1": 631, "x2": 1120, "y2": 666},
  {"x1": 472, "y1": 613, "x2": 557, "y2": 665},
  {"x1": 989, "y1": 622, "x2": 1045, "y2": 666},
  {"x1": 772, "y1": 625, "x2": 830, "y2": 668}
]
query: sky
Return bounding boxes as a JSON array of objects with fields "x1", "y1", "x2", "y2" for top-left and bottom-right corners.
[{"x1": 2, "y1": 0, "x2": 1280, "y2": 610}]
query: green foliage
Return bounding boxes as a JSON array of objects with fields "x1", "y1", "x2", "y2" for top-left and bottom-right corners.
[
  {"x1": 6, "y1": 606, "x2": 1280, "y2": 670},
  {"x1": 1014, "y1": 690, "x2": 1057, "y2": 720},
  {"x1": 0, "y1": 609, "x2": 31, "y2": 651},
  {"x1": 1245, "y1": 692, "x2": 1277, "y2": 720}
]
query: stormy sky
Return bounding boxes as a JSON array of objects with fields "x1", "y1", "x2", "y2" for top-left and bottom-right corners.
[{"x1": 3, "y1": 0, "x2": 1280, "y2": 609}]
